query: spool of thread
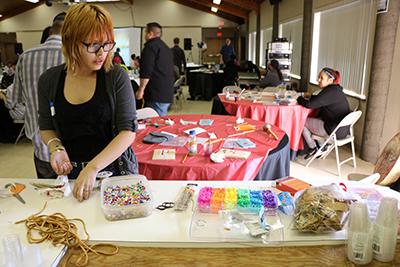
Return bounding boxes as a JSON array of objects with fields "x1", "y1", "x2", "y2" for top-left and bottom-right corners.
[
  {"x1": 347, "y1": 202, "x2": 372, "y2": 265},
  {"x1": 372, "y1": 197, "x2": 399, "y2": 262}
]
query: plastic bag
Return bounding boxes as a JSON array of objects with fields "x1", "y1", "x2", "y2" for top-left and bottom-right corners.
[{"x1": 291, "y1": 184, "x2": 360, "y2": 233}]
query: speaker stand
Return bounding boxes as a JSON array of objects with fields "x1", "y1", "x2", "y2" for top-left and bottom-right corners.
[{"x1": 185, "y1": 50, "x2": 193, "y2": 63}]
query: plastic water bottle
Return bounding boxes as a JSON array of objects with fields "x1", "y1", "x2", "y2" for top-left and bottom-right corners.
[
  {"x1": 225, "y1": 88, "x2": 230, "y2": 100},
  {"x1": 188, "y1": 130, "x2": 197, "y2": 156},
  {"x1": 282, "y1": 82, "x2": 287, "y2": 97},
  {"x1": 278, "y1": 83, "x2": 284, "y2": 98}
]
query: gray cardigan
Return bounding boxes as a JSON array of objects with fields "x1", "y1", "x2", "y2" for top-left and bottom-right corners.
[
  {"x1": 259, "y1": 69, "x2": 281, "y2": 88},
  {"x1": 38, "y1": 64, "x2": 139, "y2": 175}
]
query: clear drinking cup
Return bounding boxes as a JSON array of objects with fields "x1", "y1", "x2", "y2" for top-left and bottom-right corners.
[{"x1": 2, "y1": 234, "x2": 23, "y2": 267}]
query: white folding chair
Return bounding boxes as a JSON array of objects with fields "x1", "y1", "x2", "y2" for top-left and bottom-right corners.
[
  {"x1": 222, "y1": 85, "x2": 241, "y2": 94},
  {"x1": 347, "y1": 97, "x2": 359, "y2": 112},
  {"x1": 13, "y1": 119, "x2": 25, "y2": 145},
  {"x1": 173, "y1": 76, "x2": 185, "y2": 110},
  {"x1": 305, "y1": 110, "x2": 362, "y2": 176},
  {"x1": 136, "y1": 107, "x2": 159, "y2": 120}
]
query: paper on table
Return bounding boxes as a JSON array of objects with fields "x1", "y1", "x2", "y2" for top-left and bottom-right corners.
[
  {"x1": 208, "y1": 133, "x2": 217, "y2": 139},
  {"x1": 180, "y1": 119, "x2": 197, "y2": 125},
  {"x1": 183, "y1": 127, "x2": 206, "y2": 135}
]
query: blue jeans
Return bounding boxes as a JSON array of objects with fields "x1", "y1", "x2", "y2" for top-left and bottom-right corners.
[{"x1": 145, "y1": 101, "x2": 171, "y2": 116}]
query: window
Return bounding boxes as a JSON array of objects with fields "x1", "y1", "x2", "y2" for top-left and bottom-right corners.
[
  {"x1": 260, "y1": 27, "x2": 272, "y2": 67},
  {"x1": 310, "y1": 0, "x2": 376, "y2": 98},
  {"x1": 248, "y1": 32, "x2": 257, "y2": 63},
  {"x1": 281, "y1": 18, "x2": 303, "y2": 76}
]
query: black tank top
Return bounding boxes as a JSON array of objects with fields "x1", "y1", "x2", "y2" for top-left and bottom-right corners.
[{"x1": 55, "y1": 68, "x2": 112, "y2": 162}]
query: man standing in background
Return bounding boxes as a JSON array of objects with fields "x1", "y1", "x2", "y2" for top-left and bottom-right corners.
[
  {"x1": 11, "y1": 12, "x2": 66, "y2": 178},
  {"x1": 219, "y1": 38, "x2": 235, "y2": 66},
  {"x1": 171, "y1": 37, "x2": 186, "y2": 75},
  {"x1": 135, "y1": 22, "x2": 175, "y2": 116}
]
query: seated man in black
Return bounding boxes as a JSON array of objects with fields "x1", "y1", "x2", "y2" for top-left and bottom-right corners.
[
  {"x1": 223, "y1": 54, "x2": 241, "y2": 86},
  {"x1": 240, "y1": 60, "x2": 260, "y2": 78}
]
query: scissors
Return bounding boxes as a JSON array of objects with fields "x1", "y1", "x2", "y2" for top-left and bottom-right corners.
[
  {"x1": 5, "y1": 183, "x2": 26, "y2": 204},
  {"x1": 156, "y1": 202, "x2": 175, "y2": 211}
]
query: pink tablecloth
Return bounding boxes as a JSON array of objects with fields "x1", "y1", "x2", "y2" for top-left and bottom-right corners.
[
  {"x1": 132, "y1": 114, "x2": 286, "y2": 181},
  {"x1": 219, "y1": 95, "x2": 318, "y2": 151}
]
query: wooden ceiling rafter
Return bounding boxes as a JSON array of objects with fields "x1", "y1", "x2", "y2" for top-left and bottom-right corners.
[
  {"x1": 0, "y1": 1, "x2": 45, "y2": 23},
  {"x1": 223, "y1": 0, "x2": 260, "y2": 15},
  {"x1": 190, "y1": 0, "x2": 248, "y2": 20},
  {"x1": 170, "y1": 0, "x2": 241, "y2": 23}
]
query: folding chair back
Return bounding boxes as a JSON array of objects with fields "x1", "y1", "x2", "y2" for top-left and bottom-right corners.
[
  {"x1": 136, "y1": 107, "x2": 159, "y2": 120},
  {"x1": 305, "y1": 110, "x2": 362, "y2": 176}
]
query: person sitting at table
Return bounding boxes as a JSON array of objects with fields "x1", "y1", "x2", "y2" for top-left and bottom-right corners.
[
  {"x1": 130, "y1": 54, "x2": 140, "y2": 70},
  {"x1": 38, "y1": 3, "x2": 139, "y2": 202},
  {"x1": 223, "y1": 54, "x2": 241, "y2": 85},
  {"x1": 2, "y1": 59, "x2": 13, "y2": 75},
  {"x1": 259, "y1": 59, "x2": 283, "y2": 88},
  {"x1": 113, "y1": 56, "x2": 129, "y2": 73},
  {"x1": 297, "y1": 67, "x2": 350, "y2": 159},
  {"x1": 240, "y1": 60, "x2": 260, "y2": 78}
]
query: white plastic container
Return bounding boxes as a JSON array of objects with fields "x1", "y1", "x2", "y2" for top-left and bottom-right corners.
[{"x1": 101, "y1": 175, "x2": 153, "y2": 221}]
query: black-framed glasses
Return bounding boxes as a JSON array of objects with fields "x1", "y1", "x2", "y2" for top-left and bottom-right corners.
[{"x1": 82, "y1": 41, "x2": 116, "y2": 53}]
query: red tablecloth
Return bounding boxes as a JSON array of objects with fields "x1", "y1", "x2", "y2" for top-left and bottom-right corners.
[
  {"x1": 132, "y1": 114, "x2": 286, "y2": 181},
  {"x1": 219, "y1": 95, "x2": 318, "y2": 151}
]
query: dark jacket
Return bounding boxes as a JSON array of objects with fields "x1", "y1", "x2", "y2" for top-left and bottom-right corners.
[
  {"x1": 38, "y1": 64, "x2": 139, "y2": 175},
  {"x1": 223, "y1": 60, "x2": 241, "y2": 85},
  {"x1": 297, "y1": 84, "x2": 350, "y2": 138},
  {"x1": 140, "y1": 37, "x2": 175, "y2": 103},
  {"x1": 171, "y1": 45, "x2": 186, "y2": 73}
]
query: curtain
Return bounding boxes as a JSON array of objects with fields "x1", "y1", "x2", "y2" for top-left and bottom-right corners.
[{"x1": 310, "y1": 0, "x2": 377, "y2": 97}]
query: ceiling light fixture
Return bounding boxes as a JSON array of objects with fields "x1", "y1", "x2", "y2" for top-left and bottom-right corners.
[
  {"x1": 0, "y1": 14, "x2": 2, "y2": 18},
  {"x1": 211, "y1": 7, "x2": 218, "y2": 13},
  {"x1": 25, "y1": 0, "x2": 39, "y2": 3},
  {"x1": 213, "y1": 0, "x2": 221, "y2": 5}
]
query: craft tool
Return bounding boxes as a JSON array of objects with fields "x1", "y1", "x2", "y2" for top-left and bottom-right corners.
[
  {"x1": 181, "y1": 153, "x2": 189, "y2": 163},
  {"x1": 263, "y1": 124, "x2": 279, "y2": 140},
  {"x1": 5, "y1": 183, "x2": 26, "y2": 204},
  {"x1": 174, "y1": 183, "x2": 197, "y2": 212},
  {"x1": 228, "y1": 130, "x2": 257, "y2": 137}
]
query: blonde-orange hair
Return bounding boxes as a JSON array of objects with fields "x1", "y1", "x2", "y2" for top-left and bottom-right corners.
[{"x1": 61, "y1": 3, "x2": 115, "y2": 75}]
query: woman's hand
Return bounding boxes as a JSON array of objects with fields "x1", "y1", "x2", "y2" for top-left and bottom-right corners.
[
  {"x1": 303, "y1": 92, "x2": 312, "y2": 99},
  {"x1": 73, "y1": 166, "x2": 97, "y2": 202},
  {"x1": 50, "y1": 150, "x2": 72, "y2": 176}
]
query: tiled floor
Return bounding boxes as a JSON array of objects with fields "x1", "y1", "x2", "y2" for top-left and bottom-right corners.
[{"x1": 0, "y1": 86, "x2": 375, "y2": 181}]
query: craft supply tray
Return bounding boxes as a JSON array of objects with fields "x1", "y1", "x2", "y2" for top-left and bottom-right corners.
[
  {"x1": 101, "y1": 175, "x2": 153, "y2": 221},
  {"x1": 189, "y1": 207, "x2": 284, "y2": 244},
  {"x1": 191, "y1": 185, "x2": 283, "y2": 244},
  {"x1": 197, "y1": 185, "x2": 278, "y2": 215}
]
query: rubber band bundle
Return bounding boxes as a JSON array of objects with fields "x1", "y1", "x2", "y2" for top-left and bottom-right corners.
[
  {"x1": 291, "y1": 184, "x2": 360, "y2": 233},
  {"x1": 15, "y1": 203, "x2": 118, "y2": 267}
]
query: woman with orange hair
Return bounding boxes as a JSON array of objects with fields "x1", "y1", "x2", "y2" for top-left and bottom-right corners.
[
  {"x1": 297, "y1": 67, "x2": 350, "y2": 159},
  {"x1": 38, "y1": 3, "x2": 138, "y2": 202}
]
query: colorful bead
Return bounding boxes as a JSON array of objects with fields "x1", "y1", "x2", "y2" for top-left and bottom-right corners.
[{"x1": 103, "y1": 181, "x2": 152, "y2": 220}]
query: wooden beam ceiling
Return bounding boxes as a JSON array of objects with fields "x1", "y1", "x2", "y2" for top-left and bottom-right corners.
[
  {"x1": 170, "y1": 0, "x2": 241, "y2": 23},
  {"x1": 226, "y1": 0, "x2": 260, "y2": 15},
  {"x1": 190, "y1": 0, "x2": 248, "y2": 20}
]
